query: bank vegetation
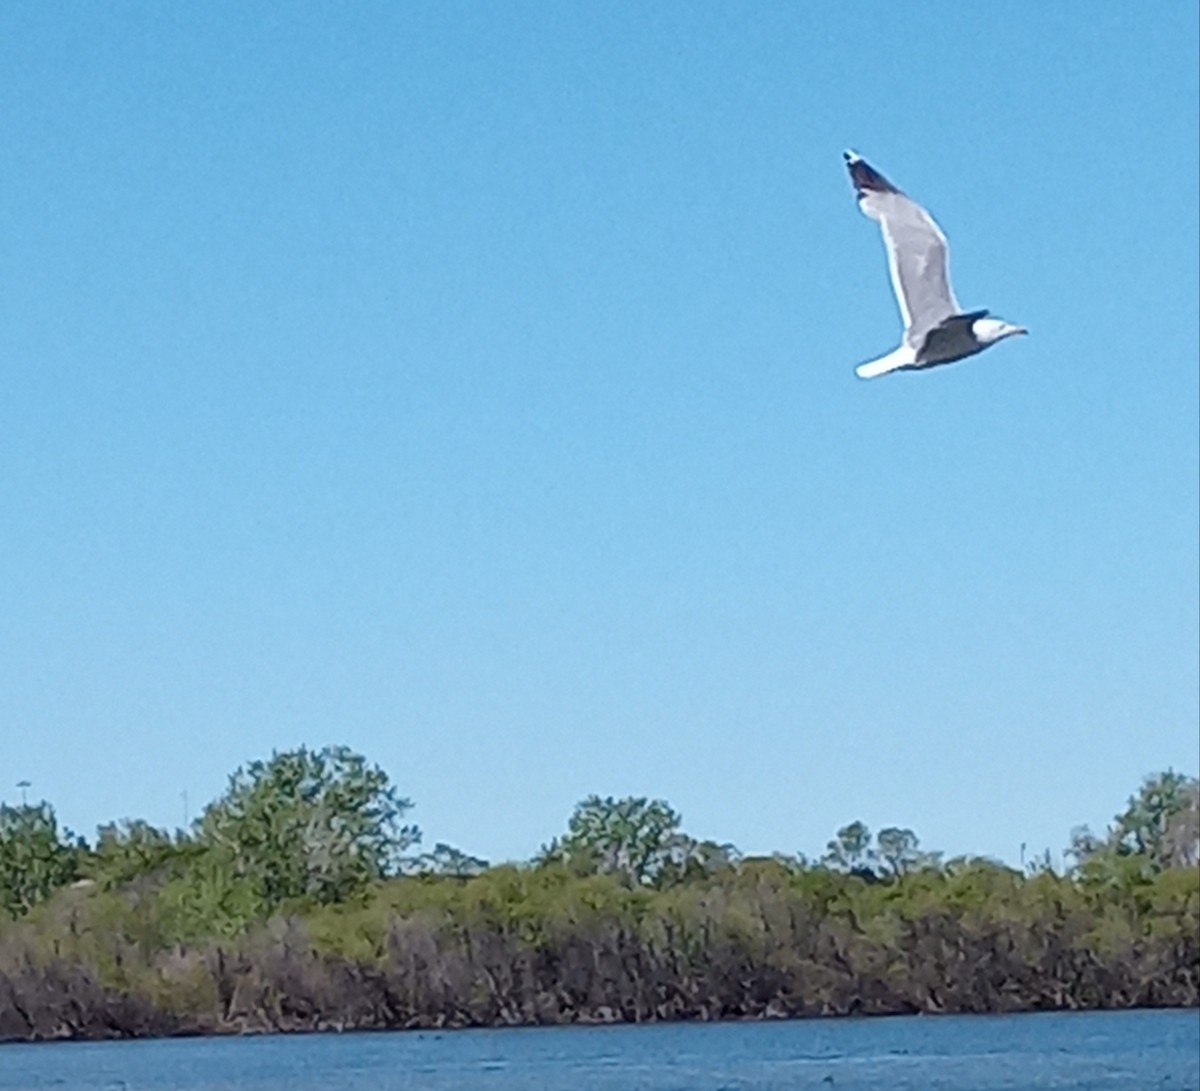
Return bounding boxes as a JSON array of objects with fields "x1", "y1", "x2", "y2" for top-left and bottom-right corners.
[{"x1": 1, "y1": 748, "x2": 1196, "y2": 1041}]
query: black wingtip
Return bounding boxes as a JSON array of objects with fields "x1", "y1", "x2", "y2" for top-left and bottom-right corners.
[{"x1": 844, "y1": 152, "x2": 898, "y2": 196}]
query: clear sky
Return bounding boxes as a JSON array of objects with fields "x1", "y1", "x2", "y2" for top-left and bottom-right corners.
[{"x1": 2, "y1": 3, "x2": 1197, "y2": 868}]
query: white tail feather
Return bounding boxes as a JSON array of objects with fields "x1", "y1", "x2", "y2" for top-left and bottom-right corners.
[{"x1": 854, "y1": 346, "x2": 913, "y2": 380}]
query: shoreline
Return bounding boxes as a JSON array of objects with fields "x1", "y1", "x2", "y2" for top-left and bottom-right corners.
[{"x1": 4, "y1": 998, "x2": 1198, "y2": 1047}]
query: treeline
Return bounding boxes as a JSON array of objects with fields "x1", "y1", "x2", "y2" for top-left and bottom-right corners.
[{"x1": 0, "y1": 748, "x2": 1196, "y2": 1041}]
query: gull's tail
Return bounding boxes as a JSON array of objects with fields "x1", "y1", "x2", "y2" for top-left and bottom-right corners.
[{"x1": 855, "y1": 346, "x2": 913, "y2": 380}]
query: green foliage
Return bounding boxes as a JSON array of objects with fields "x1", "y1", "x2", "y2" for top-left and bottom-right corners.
[
  {"x1": 537, "y1": 795, "x2": 734, "y2": 889},
  {"x1": 157, "y1": 851, "x2": 263, "y2": 940},
  {"x1": 1111, "y1": 771, "x2": 1199, "y2": 868},
  {"x1": 822, "y1": 821, "x2": 940, "y2": 880},
  {"x1": 876, "y1": 827, "x2": 940, "y2": 877},
  {"x1": 196, "y1": 745, "x2": 420, "y2": 911},
  {"x1": 413, "y1": 843, "x2": 490, "y2": 878},
  {"x1": 823, "y1": 820, "x2": 875, "y2": 873},
  {"x1": 83, "y1": 820, "x2": 195, "y2": 890},
  {"x1": 1068, "y1": 771, "x2": 1200, "y2": 876},
  {"x1": 10, "y1": 850, "x2": 1193, "y2": 1039},
  {"x1": 0, "y1": 802, "x2": 80, "y2": 918},
  {"x1": 1, "y1": 757, "x2": 1196, "y2": 1041}
]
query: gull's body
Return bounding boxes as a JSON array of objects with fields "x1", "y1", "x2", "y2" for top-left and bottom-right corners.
[{"x1": 844, "y1": 151, "x2": 1026, "y2": 379}]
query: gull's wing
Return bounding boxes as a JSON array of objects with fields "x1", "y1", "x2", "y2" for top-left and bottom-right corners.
[{"x1": 844, "y1": 151, "x2": 959, "y2": 349}]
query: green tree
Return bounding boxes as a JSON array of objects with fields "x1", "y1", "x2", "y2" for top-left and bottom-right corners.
[
  {"x1": 83, "y1": 819, "x2": 193, "y2": 890},
  {"x1": 1163, "y1": 778, "x2": 1200, "y2": 868},
  {"x1": 414, "y1": 842, "x2": 489, "y2": 878},
  {"x1": 537, "y1": 795, "x2": 714, "y2": 888},
  {"x1": 671, "y1": 837, "x2": 740, "y2": 883},
  {"x1": 1110, "y1": 771, "x2": 1199, "y2": 869},
  {"x1": 160, "y1": 850, "x2": 262, "y2": 939},
  {"x1": 875, "y1": 826, "x2": 940, "y2": 878},
  {"x1": 1065, "y1": 824, "x2": 1105, "y2": 869},
  {"x1": 1071, "y1": 771, "x2": 1200, "y2": 875},
  {"x1": 0, "y1": 802, "x2": 81, "y2": 917},
  {"x1": 196, "y1": 745, "x2": 420, "y2": 911},
  {"x1": 822, "y1": 820, "x2": 875, "y2": 875}
]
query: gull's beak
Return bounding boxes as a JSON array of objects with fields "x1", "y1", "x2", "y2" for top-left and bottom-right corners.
[{"x1": 1014, "y1": 327, "x2": 1029, "y2": 336}]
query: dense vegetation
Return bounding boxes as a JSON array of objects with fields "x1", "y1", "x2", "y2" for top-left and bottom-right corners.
[{"x1": 1, "y1": 747, "x2": 1196, "y2": 1041}]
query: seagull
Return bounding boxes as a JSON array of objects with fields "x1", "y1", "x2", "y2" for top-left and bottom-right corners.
[{"x1": 844, "y1": 150, "x2": 1026, "y2": 379}]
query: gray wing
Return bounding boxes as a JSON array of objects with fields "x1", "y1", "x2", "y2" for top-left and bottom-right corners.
[{"x1": 844, "y1": 152, "x2": 960, "y2": 350}]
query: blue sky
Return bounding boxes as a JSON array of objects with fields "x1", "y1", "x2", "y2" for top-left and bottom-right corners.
[{"x1": 2, "y1": 3, "x2": 1196, "y2": 867}]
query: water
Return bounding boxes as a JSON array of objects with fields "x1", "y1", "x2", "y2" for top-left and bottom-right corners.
[{"x1": 1, "y1": 1010, "x2": 1196, "y2": 1091}]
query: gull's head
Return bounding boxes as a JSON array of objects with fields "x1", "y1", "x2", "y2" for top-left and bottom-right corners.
[{"x1": 972, "y1": 317, "x2": 1029, "y2": 345}]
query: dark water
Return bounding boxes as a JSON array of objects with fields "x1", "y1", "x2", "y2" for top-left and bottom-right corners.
[{"x1": 1, "y1": 1010, "x2": 1196, "y2": 1091}]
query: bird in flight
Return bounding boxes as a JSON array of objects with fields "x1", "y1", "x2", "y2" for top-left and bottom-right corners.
[{"x1": 844, "y1": 150, "x2": 1026, "y2": 380}]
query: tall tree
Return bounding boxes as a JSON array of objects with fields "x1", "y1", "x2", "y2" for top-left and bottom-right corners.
[
  {"x1": 537, "y1": 795, "x2": 713, "y2": 888},
  {"x1": 1067, "y1": 771, "x2": 1199, "y2": 875},
  {"x1": 876, "y1": 826, "x2": 940, "y2": 878},
  {"x1": 822, "y1": 820, "x2": 876, "y2": 874},
  {"x1": 0, "y1": 802, "x2": 80, "y2": 917},
  {"x1": 1110, "y1": 770, "x2": 1199, "y2": 869},
  {"x1": 196, "y1": 745, "x2": 419, "y2": 909}
]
